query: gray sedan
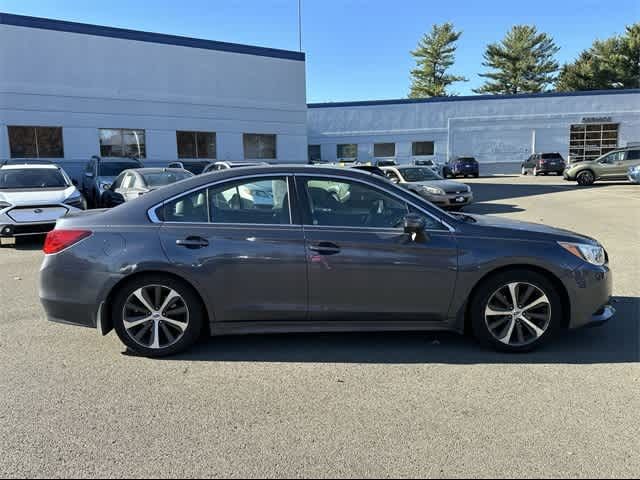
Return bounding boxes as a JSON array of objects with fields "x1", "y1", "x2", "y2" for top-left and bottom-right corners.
[
  {"x1": 101, "y1": 168, "x2": 193, "y2": 208},
  {"x1": 40, "y1": 165, "x2": 613, "y2": 357},
  {"x1": 382, "y1": 166, "x2": 473, "y2": 210}
]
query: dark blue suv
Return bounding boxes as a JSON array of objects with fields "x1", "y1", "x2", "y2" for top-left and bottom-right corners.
[{"x1": 443, "y1": 157, "x2": 479, "y2": 178}]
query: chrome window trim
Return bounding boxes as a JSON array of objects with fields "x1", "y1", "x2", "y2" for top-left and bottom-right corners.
[
  {"x1": 147, "y1": 171, "x2": 456, "y2": 233},
  {"x1": 147, "y1": 173, "x2": 293, "y2": 226},
  {"x1": 294, "y1": 173, "x2": 455, "y2": 233}
]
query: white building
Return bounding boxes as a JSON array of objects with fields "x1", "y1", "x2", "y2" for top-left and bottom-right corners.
[
  {"x1": 2, "y1": 13, "x2": 639, "y2": 179},
  {"x1": 307, "y1": 90, "x2": 640, "y2": 173},
  {"x1": 0, "y1": 13, "x2": 308, "y2": 180}
]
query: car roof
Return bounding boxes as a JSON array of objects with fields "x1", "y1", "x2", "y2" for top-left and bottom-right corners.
[{"x1": 0, "y1": 164, "x2": 59, "y2": 170}]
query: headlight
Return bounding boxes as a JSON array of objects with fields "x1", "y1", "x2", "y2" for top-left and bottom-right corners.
[
  {"x1": 421, "y1": 186, "x2": 445, "y2": 195},
  {"x1": 64, "y1": 191, "x2": 85, "y2": 209},
  {"x1": 0, "y1": 201, "x2": 11, "y2": 209},
  {"x1": 559, "y1": 242, "x2": 606, "y2": 266}
]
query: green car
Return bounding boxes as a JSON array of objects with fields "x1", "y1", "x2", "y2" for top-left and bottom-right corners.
[{"x1": 564, "y1": 147, "x2": 640, "y2": 186}]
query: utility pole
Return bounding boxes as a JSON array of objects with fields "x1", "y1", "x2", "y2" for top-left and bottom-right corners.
[{"x1": 298, "y1": 0, "x2": 302, "y2": 52}]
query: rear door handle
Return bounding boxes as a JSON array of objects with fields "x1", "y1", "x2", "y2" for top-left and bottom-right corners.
[
  {"x1": 176, "y1": 237, "x2": 209, "y2": 249},
  {"x1": 309, "y1": 242, "x2": 341, "y2": 255}
]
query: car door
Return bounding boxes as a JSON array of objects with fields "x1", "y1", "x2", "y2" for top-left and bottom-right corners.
[
  {"x1": 158, "y1": 174, "x2": 308, "y2": 323},
  {"x1": 622, "y1": 149, "x2": 640, "y2": 177},
  {"x1": 103, "y1": 173, "x2": 126, "y2": 207},
  {"x1": 296, "y1": 174, "x2": 458, "y2": 323},
  {"x1": 597, "y1": 151, "x2": 625, "y2": 179}
]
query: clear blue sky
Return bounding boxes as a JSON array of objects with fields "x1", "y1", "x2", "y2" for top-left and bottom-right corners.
[{"x1": 2, "y1": 0, "x2": 638, "y2": 102}]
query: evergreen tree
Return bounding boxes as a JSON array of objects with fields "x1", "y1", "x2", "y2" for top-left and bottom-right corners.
[
  {"x1": 409, "y1": 22, "x2": 467, "y2": 98},
  {"x1": 474, "y1": 25, "x2": 560, "y2": 95},
  {"x1": 556, "y1": 23, "x2": 640, "y2": 91}
]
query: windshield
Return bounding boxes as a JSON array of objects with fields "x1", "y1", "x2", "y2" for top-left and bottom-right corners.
[
  {"x1": 398, "y1": 167, "x2": 442, "y2": 182},
  {"x1": 0, "y1": 169, "x2": 68, "y2": 189},
  {"x1": 143, "y1": 171, "x2": 193, "y2": 187},
  {"x1": 457, "y1": 158, "x2": 477, "y2": 164},
  {"x1": 99, "y1": 162, "x2": 140, "y2": 177}
]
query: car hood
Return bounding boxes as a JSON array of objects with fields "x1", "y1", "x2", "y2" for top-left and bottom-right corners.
[
  {"x1": 0, "y1": 186, "x2": 76, "y2": 206},
  {"x1": 567, "y1": 161, "x2": 598, "y2": 170},
  {"x1": 459, "y1": 213, "x2": 599, "y2": 245},
  {"x1": 407, "y1": 180, "x2": 469, "y2": 193}
]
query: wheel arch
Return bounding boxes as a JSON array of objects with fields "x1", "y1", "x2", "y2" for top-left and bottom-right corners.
[
  {"x1": 462, "y1": 264, "x2": 571, "y2": 335},
  {"x1": 99, "y1": 270, "x2": 212, "y2": 337}
]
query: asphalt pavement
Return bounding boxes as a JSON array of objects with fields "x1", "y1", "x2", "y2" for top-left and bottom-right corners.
[{"x1": 0, "y1": 174, "x2": 638, "y2": 478}]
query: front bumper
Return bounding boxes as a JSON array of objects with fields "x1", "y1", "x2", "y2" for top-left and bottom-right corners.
[
  {"x1": 0, "y1": 221, "x2": 56, "y2": 238},
  {"x1": 566, "y1": 262, "x2": 614, "y2": 329},
  {"x1": 428, "y1": 192, "x2": 474, "y2": 208}
]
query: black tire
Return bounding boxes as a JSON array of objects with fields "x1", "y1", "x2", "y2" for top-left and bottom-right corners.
[
  {"x1": 469, "y1": 269, "x2": 562, "y2": 353},
  {"x1": 473, "y1": 173, "x2": 479, "y2": 178},
  {"x1": 521, "y1": 167, "x2": 528, "y2": 176},
  {"x1": 112, "y1": 274, "x2": 204, "y2": 357},
  {"x1": 576, "y1": 170, "x2": 595, "y2": 186}
]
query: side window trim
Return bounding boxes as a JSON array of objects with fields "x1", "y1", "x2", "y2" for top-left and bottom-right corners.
[
  {"x1": 294, "y1": 174, "x2": 452, "y2": 233},
  {"x1": 151, "y1": 174, "x2": 295, "y2": 226}
]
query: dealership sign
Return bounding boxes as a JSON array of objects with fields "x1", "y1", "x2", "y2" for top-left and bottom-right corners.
[{"x1": 582, "y1": 116, "x2": 613, "y2": 123}]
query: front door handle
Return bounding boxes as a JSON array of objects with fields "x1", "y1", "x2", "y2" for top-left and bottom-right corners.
[
  {"x1": 176, "y1": 236, "x2": 209, "y2": 249},
  {"x1": 309, "y1": 242, "x2": 341, "y2": 255}
]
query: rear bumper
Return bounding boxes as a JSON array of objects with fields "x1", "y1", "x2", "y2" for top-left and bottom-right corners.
[{"x1": 39, "y1": 257, "x2": 123, "y2": 329}]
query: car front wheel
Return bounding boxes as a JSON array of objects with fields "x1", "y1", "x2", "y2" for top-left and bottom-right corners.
[
  {"x1": 112, "y1": 275, "x2": 204, "y2": 357},
  {"x1": 470, "y1": 270, "x2": 561, "y2": 352},
  {"x1": 576, "y1": 170, "x2": 595, "y2": 186}
]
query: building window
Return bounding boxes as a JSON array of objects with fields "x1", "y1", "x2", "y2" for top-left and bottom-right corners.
[
  {"x1": 569, "y1": 123, "x2": 619, "y2": 162},
  {"x1": 177, "y1": 131, "x2": 216, "y2": 159},
  {"x1": 243, "y1": 134, "x2": 276, "y2": 160},
  {"x1": 99, "y1": 129, "x2": 146, "y2": 158},
  {"x1": 374, "y1": 143, "x2": 395, "y2": 158},
  {"x1": 337, "y1": 144, "x2": 358, "y2": 160},
  {"x1": 8, "y1": 126, "x2": 64, "y2": 158},
  {"x1": 308, "y1": 145, "x2": 321, "y2": 162},
  {"x1": 412, "y1": 141, "x2": 434, "y2": 156}
]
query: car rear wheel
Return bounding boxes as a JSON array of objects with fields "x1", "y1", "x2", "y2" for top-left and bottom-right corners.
[
  {"x1": 577, "y1": 170, "x2": 595, "y2": 186},
  {"x1": 470, "y1": 269, "x2": 561, "y2": 352},
  {"x1": 521, "y1": 167, "x2": 528, "y2": 175},
  {"x1": 112, "y1": 275, "x2": 204, "y2": 357}
]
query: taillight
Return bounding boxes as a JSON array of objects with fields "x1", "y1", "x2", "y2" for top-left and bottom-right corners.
[{"x1": 43, "y1": 230, "x2": 92, "y2": 254}]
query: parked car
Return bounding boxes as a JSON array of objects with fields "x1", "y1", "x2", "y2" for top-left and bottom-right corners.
[
  {"x1": 443, "y1": 157, "x2": 480, "y2": 178},
  {"x1": 348, "y1": 165, "x2": 387, "y2": 177},
  {"x1": 563, "y1": 147, "x2": 640, "y2": 186},
  {"x1": 40, "y1": 165, "x2": 613, "y2": 357},
  {"x1": 382, "y1": 165, "x2": 473, "y2": 210},
  {"x1": 167, "y1": 161, "x2": 213, "y2": 175},
  {"x1": 521, "y1": 153, "x2": 566, "y2": 176},
  {"x1": 0, "y1": 161, "x2": 85, "y2": 242},
  {"x1": 81, "y1": 156, "x2": 144, "y2": 208},
  {"x1": 202, "y1": 161, "x2": 268, "y2": 174},
  {"x1": 101, "y1": 168, "x2": 194, "y2": 208},
  {"x1": 628, "y1": 164, "x2": 640, "y2": 184}
]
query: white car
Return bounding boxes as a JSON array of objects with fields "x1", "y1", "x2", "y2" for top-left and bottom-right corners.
[{"x1": 0, "y1": 161, "x2": 86, "y2": 242}]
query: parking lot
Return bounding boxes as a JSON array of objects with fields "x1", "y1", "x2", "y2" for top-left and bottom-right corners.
[{"x1": 0, "y1": 174, "x2": 638, "y2": 478}]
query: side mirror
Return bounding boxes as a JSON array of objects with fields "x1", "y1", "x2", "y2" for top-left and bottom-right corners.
[{"x1": 404, "y1": 213, "x2": 426, "y2": 234}]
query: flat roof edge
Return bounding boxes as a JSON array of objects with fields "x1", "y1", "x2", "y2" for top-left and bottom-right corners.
[
  {"x1": 0, "y1": 12, "x2": 306, "y2": 62},
  {"x1": 308, "y1": 89, "x2": 640, "y2": 108}
]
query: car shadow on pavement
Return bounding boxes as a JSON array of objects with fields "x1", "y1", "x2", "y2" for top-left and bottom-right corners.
[
  {"x1": 165, "y1": 296, "x2": 639, "y2": 365},
  {"x1": 467, "y1": 181, "x2": 628, "y2": 204},
  {"x1": 464, "y1": 203, "x2": 525, "y2": 215}
]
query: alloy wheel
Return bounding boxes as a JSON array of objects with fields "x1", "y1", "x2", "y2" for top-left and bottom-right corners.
[
  {"x1": 122, "y1": 285, "x2": 189, "y2": 350},
  {"x1": 577, "y1": 171, "x2": 594, "y2": 186},
  {"x1": 484, "y1": 282, "x2": 552, "y2": 347}
]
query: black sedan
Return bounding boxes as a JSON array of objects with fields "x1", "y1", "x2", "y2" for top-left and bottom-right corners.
[{"x1": 40, "y1": 165, "x2": 614, "y2": 357}]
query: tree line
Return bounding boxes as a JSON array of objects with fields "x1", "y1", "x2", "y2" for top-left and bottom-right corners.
[{"x1": 409, "y1": 22, "x2": 640, "y2": 98}]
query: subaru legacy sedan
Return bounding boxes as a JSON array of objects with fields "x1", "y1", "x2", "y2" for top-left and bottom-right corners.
[{"x1": 39, "y1": 166, "x2": 614, "y2": 357}]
